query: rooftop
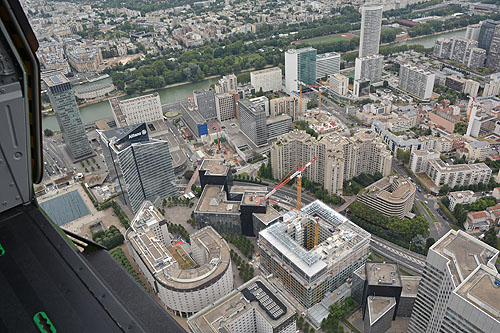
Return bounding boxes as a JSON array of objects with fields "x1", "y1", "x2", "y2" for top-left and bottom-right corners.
[
  {"x1": 361, "y1": 175, "x2": 416, "y2": 204},
  {"x1": 43, "y1": 73, "x2": 69, "y2": 87},
  {"x1": 365, "y1": 262, "x2": 402, "y2": 287},
  {"x1": 195, "y1": 185, "x2": 240, "y2": 214},
  {"x1": 428, "y1": 159, "x2": 491, "y2": 173},
  {"x1": 199, "y1": 159, "x2": 229, "y2": 176},
  {"x1": 241, "y1": 191, "x2": 267, "y2": 206},
  {"x1": 401, "y1": 276, "x2": 421, "y2": 297},
  {"x1": 251, "y1": 67, "x2": 282, "y2": 75},
  {"x1": 127, "y1": 202, "x2": 231, "y2": 290},
  {"x1": 259, "y1": 200, "x2": 370, "y2": 279},
  {"x1": 455, "y1": 265, "x2": 500, "y2": 320},
  {"x1": 187, "y1": 277, "x2": 294, "y2": 333},
  {"x1": 367, "y1": 296, "x2": 396, "y2": 326},
  {"x1": 432, "y1": 230, "x2": 499, "y2": 286}
]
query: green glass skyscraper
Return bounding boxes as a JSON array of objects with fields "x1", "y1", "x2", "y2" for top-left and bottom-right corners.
[{"x1": 285, "y1": 47, "x2": 317, "y2": 93}]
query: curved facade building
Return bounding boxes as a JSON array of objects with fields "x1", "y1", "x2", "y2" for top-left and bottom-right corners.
[
  {"x1": 126, "y1": 202, "x2": 233, "y2": 317},
  {"x1": 357, "y1": 175, "x2": 416, "y2": 218}
]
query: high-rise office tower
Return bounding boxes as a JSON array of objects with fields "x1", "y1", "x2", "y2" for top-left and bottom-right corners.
[
  {"x1": 316, "y1": 52, "x2": 340, "y2": 80},
  {"x1": 193, "y1": 89, "x2": 217, "y2": 121},
  {"x1": 355, "y1": 6, "x2": 384, "y2": 87},
  {"x1": 407, "y1": 230, "x2": 500, "y2": 333},
  {"x1": 478, "y1": 20, "x2": 499, "y2": 52},
  {"x1": 238, "y1": 99, "x2": 268, "y2": 146},
  {"x1": 285, "y1": 47, "x2": 317, "y2": 93},
  {"x1": 359, "y1": 6, "x2": 383, "y2": 58},
  {"x1": 43, "y1": 74, "x2": 93, "y2": 161},
  {"x1": 97, "y1": 123, "x2": 177, "y2": 212}
]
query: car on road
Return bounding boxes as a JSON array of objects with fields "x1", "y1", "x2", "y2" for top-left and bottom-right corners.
[
  {"x1": 418, "y1": 188, "x2": 422, "y2": 192},
  {"x1": 424, "y1": 200, "x2": 428, "y2": 205}
]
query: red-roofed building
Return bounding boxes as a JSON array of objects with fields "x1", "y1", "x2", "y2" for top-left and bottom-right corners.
[{"x1": 465, "y1": 211, "x2": 490, "y2": 231}]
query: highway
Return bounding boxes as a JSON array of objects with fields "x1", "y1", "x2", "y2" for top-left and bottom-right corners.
[{"x1": 370, "y1": 236, "x2": 426, "y2": 274}]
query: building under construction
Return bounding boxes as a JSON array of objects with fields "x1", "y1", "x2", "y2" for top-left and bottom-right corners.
[{"x1": 258, "y1": 200, "x2": 371, "y2": 308}]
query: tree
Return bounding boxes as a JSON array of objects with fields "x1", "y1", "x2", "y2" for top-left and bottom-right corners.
[
  {"x1": 483, "y1": 227, "x2": 498, "y2": 248},
  {"x1": 44, "y1": 128, "x2": 54, "y2": 137},
  {"x1": 439, "y1": 184, "x2": 450, "y2": 196},
  {"x1": 396, "y1": 149, "x2": 411, "y2": 165},
  {"x1": 425, "y1": 238, "x2": 435, "y2": 252}
]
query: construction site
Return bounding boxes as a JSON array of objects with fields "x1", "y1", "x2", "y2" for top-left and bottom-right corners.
[{"x1": 258, "y1": 200, "x2": 371, "y2": 308}]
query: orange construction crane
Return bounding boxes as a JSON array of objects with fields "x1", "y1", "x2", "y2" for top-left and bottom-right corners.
[
  {"x1": 297, "y1": 81, "x2": 324, "y2": 123},
  {"x1": 256, "y1": 157, "x2": 317, "y2": 210},
  {"x1": 216, "y1": 129, "x2": 221, "y2": 152}
]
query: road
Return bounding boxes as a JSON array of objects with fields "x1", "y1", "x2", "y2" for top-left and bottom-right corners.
[
  {"x1": 370, "y1": 236, "x2": 426, "y2": 274},
  {"x1": 392, "y1": 160, "x2": 451, "y2": 240}
]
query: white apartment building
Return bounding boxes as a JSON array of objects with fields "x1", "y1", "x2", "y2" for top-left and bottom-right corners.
[
  {"x1": 398, "y1": 64, "x2": 435, "y2": 99},
  {"x1": 447, "y1": 190, "x2": 477, "y2": 210},
  {"x1": 187, "y1": 277, "x2": 296, "y2": 333},
  {"x1": 408, "y1": 230, "x2": 499, "y2": 333},
  {"x1": 271, "y1": 129, "x2": 392, "y2": 195},
  {"x1": 215, "y1": 74, "x2": 237, "y2": 93},
  {"x1": 464, "y1": 139, "x2": 491, "y2": 161},
  {"x1": 483, "y1": 75, "x2": 500, "y2": 97},
  {"x1": 424, "y1": 159, "x2": 492, "y2": 188},
  {"x1": 126, "y1": 202, "x2": 233, "y2": 318},
  {"x1": 110, "y1": 93, "x2": 163, "y2": 127},
  {"x1": 215, "y1": 93, "x2": 236, "y2": 122},
  {"x1": 250, "y1": 67, "x2": 282, "y2": 92},
  {"x1": 316, "y1": 52, "x2": 340, "y2": 80},
  {"x1": 466, "y1": 23, "x2": 481, "y2": 41},
  {"x1": 329, "y1": 73, "x2": 349, "y2": 96},
  {"x1": 464, "y1": 79, "x2": 480, "y2": 97},
  {"x1": 269, "y1": 96, "x2": 299, "y2": 120},
  {"x1": 409, "y1": 150, "x2": 441, "y2": 174}
]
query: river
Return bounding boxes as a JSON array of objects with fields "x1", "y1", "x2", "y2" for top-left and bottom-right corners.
[
  {"x1": 43, "y1": 77, "x2": 221, "y2": 131},
  {"x1": 396, "y1": 28, "x2": 466, "y2": 48},
  {"x1": 42, "y1": 29, "x2": 466, "y2": 131}
]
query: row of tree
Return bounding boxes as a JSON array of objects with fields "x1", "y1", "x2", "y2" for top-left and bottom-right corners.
[
  {"x1": 438, "y1": 179, "x2": 499, "y2": 196},
  {"x1": 109, "y1": 247, "x2": 146, "y2": 289},
  {"x1": 223, "y1": 233, "x2": 254, "y2": 259},
  {"x1": 229, "y1": 249, "x2": 254, "y2": 282},
  {"x1": 349, "y1": 201, "x2": 429, "y2": 254}
]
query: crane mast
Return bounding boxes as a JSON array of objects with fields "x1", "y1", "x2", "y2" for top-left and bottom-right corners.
[{"x1": 256, "y1": 157, "x2": 317, "y2": 209}]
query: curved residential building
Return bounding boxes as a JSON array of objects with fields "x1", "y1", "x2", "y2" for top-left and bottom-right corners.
[
  {"x1": 126, "y1": 202, "x2": 233, "y2": 317},
  {"x1": 357, "y1": 175, "x2": 416, "y2": 218}
]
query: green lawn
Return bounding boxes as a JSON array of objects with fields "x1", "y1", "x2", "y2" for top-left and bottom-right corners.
[
  {"x1": 295, "y1": 34, "x2": 350, "y2": 46},
  {"x1": 419, "y1": 200, "x2": 437, "y2": 222}
]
